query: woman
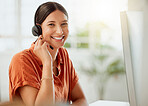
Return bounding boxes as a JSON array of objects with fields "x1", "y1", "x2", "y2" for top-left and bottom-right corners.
[{"x1": 9, "y1": 1, "x2": 88, "y2": 106}]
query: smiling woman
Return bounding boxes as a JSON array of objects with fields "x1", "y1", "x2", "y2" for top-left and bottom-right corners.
[
  {"x1": 0, "y1": 0, "x2": 129, "y2": 105},
  {"x1": 39, "y1": 10, "x2": 69, "y2": 49},
  {"x1": 8, "y1": 1, "x2": 88, "y2": 106}
]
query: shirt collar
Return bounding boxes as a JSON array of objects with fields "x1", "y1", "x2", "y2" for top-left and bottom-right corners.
[{"x1": 57, "y1": 48, "x2": 64, "y2": 65}]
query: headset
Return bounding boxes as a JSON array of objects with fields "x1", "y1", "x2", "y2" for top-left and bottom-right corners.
[
  {"x1": 32, "y1": 25, "x2": 42, "y2": 37},
  {"x1": 32, "y1": 25, "x2": 54, "y2": 50}
]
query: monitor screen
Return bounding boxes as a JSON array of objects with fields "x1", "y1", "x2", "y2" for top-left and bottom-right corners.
[{"x1": 120, "y1": 11, "x2": 144, "y2": 106}]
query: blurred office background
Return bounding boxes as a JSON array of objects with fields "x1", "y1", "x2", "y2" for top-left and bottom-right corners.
[{"x1": 0, "y1": 0, "x2": 129, "y2": 104}]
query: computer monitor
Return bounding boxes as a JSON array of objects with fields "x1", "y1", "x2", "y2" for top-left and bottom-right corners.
[{"x1": 120, "y1": 11, "x2": 144, "y2": 106}]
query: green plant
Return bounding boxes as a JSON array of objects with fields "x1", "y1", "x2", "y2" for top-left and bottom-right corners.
[{"x1": 81, "y1": 44, "x2": 125, "y2": 100}]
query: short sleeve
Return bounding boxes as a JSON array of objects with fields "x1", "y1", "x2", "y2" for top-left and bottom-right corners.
[
  {"x1": 63, "y1": 48, "x2": 79, "y2": 101},
  {"x1": 9, "y1": 53, "x2": 41, "y2": 101},
  {"x1": 67, "y1": 59, "x2": 79, "y2": 101},
  {"x1": 69, "y1": 60, "x2": 79, "y2": 91}
]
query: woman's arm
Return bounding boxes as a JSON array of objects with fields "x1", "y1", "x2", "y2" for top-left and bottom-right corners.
[
  {"x1": 18, "y1": 36, "x2": 55, "y2": 106},
  {"x1": 18, "y1": 63, "x2": 54, "y2": 106},
  {"x1": 71, "y1": 82, "x2": 88, "y2": 106}
]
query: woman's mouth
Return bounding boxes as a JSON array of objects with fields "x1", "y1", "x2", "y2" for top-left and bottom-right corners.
[{"x1": 51, "y1": 35, "x2": 65, "y2": 40}]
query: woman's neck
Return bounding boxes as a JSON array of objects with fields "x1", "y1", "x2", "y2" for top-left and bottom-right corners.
[{"x1": 50, "y1": 48, "x2": 58, "y2": 62}]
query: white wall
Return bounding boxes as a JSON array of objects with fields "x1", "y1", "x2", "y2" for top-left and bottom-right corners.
[
  {"x1": 0, "y1": 52, "x2": 15, "y2": 101},
  {"x1": 140, "y1": 0, "x2": 148, "y2": 105}
]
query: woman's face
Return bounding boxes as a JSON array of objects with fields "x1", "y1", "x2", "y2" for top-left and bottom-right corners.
[{"x1": 41, "y1": 10, "x2": 69, "y2": 49}]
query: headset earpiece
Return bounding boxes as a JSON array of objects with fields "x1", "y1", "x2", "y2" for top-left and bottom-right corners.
[{"x1": 32, "y1": 25, "x2": 42, "y2": 36}]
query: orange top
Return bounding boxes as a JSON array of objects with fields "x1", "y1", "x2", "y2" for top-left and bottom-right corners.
[{"x1": 9, "y1": 43, "x2": 79, "y2": 103}]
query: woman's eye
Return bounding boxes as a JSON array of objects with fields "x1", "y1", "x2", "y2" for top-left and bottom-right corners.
[
  {"x1": 61, "y1": 23, "x2": 68, "y2": 26},
  {"x1": 48, "y1": 24, "x2": 55, "y2": 26}
]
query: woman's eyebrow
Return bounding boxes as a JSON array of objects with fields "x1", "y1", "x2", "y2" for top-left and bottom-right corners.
[
  {"x1": 62, "y1": 20, "x2": 68, "y2": 22},
  {"x1": 47, "y1": 21, "x2": 55, "y2": 23},
  {"x1": 47, "y1": 20, "x2": 68, "y2": 23}
]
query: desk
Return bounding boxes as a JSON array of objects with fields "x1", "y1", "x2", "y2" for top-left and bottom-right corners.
[{"x1": 89, "y1": 100, "x2": 130, "y2": 106}]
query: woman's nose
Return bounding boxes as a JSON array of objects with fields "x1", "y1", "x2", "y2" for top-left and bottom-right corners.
[{"x1": 55, "y1": 26, "x2": 63, "y2": 35}]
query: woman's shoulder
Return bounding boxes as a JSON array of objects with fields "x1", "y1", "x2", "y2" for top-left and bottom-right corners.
[
  {"x1": 10, "y1": 49, "x2": 33, "y2": 65},
  {"x1": 12, "y1": 42, "x2": 35, "y2": 60},
  {"x1": 13, "y1": 48, "x2": 32, "y2": 58}
]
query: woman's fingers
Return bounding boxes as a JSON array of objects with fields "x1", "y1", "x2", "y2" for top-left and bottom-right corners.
[
  {"x1": 42, "y1": 41, "x2": 49, "y2": 49},
  {"x1": 35, "y1": 35, "x2": 44, "y2": 47},
  {"x1": 34, "y1": 39, "x2": 39, "y2": 49},
  {"x1": 33, "y1": 36, "x2": 52, "y2": 63},
  {"x1": 38, "y1": 38, "x2": 44, "y2": 46},
  {"x1": 34, "y1": 35, "x2": 51, "y2": 53},
  {"x1": 42, "y1": 41, "x2": 52, "y2": 59}
]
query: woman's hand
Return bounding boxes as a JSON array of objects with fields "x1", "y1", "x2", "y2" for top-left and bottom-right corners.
[{"x1": 33, "y1": 35, "x2": 52, "y2": 65}]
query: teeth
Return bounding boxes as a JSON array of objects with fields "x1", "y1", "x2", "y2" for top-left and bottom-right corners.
[{"x1": 51, "y1": 36, "x2": 64, "y2": 40}]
